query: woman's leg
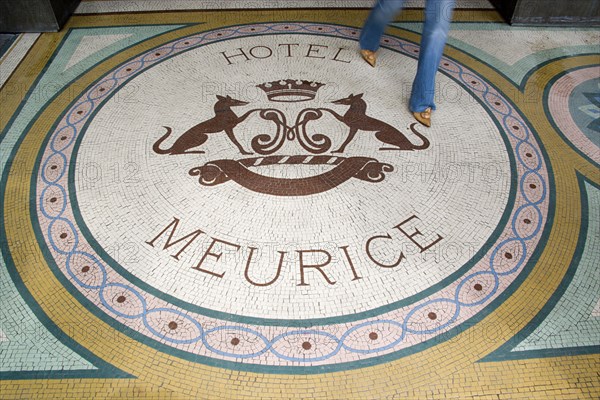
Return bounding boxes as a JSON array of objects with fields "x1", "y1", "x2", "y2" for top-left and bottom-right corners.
[
  {"x1": 359, "y1": 0, "x2": 405, "y2": 51},
  {"x1": 409, "y1": 0, "x2": 455, "y2": 112}
]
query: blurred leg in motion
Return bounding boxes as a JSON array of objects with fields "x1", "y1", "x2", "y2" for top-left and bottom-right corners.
[
  {"x1": 410, "y1": 0, "x2": 455, "y2": 114},
  {"x1": 359, "y1": 0, "x2": 455, "y2": 125}
]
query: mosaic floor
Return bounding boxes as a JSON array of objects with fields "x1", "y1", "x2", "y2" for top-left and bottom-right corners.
[{"x1": 1, "y1": 2, "x2": 599, "y2": 399}]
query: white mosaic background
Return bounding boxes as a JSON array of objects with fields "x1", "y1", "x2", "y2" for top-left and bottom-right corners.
[{"x1": 74, "y1": 34, "x2": 511, "y2": 320}]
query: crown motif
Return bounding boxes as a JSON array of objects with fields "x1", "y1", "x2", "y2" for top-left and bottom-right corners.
[{"x1": 257, "y1": 79, "x2": 325, "y2": 103}]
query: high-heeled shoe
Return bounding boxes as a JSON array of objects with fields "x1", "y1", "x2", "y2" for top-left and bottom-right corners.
[
  {"x1": 412, "y1": 107, "x2": 432, "y2": 127},
  {"x1": 360, "y1": 49, "x2": 377, "y2": 67}
]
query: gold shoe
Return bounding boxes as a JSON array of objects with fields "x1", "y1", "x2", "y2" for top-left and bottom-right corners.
[
  {"x1": 413, "y1": 107, "x2": 432, "y2": 127},
  {"x1": 360, "y1": 49, "x2": 377, "y2": 67}
]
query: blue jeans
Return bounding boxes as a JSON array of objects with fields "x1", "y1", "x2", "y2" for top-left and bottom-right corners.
[{"x1": 359, "y1": 0, "x2": 455, "y2": 112}]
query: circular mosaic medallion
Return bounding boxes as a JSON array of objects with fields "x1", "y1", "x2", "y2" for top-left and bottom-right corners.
[{"x1": 35, "y1": 23, "x2": 550, "y2": 371}]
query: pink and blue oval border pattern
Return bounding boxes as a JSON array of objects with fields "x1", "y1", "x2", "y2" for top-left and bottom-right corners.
[{"x1": 34, "y1": 23, "x2": 550, "y2": 371}]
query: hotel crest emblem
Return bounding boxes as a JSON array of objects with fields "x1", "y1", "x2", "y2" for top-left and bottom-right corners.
[{"x1": 153, "y1": 79, "x2": 430, "y2": 196}]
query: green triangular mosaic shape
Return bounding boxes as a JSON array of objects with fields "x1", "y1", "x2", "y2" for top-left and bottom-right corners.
[
  {"x1": 513, "y1": 180, "x2": 600, "y2": 352},
  {"x1": 0, "y1": 258, "x2": 97, "y2": 373},
  {"x1": 0, "y1": 255, "x2": 133, "y2": 378},
  {"x1": 55, "y1": 25, "x2": 187, "y2": 78},
  {"x1": 482, "y1": 175, "x2": 600, "y2": 362}
]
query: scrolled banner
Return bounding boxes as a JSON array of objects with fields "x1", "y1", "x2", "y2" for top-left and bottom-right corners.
[{"x1": 189, "y1": 156, "x2": 394, "y2": 196}]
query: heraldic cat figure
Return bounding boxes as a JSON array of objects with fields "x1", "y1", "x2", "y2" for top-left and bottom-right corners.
[
  {"x1": 326, "y1": 93, "x2": 430, "y2": 153},
  {"x1": 153, "y1": 95, "x2": 257, "y2": 155}
]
